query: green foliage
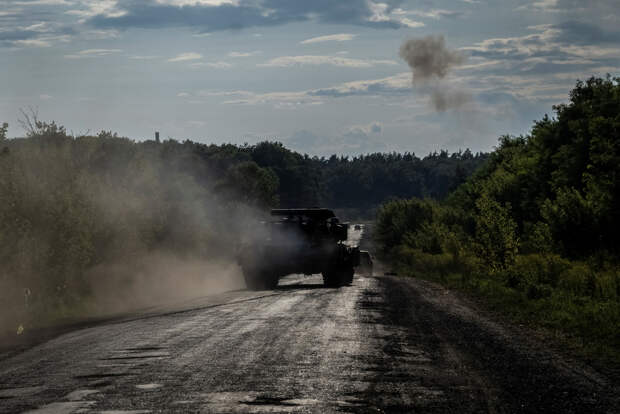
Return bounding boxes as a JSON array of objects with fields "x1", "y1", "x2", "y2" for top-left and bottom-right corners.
[
  {"x1": 474, "y1": 195, "x2": 518, "y2": 270},
  {"x1": 244, "y1": 143, "x2": 488, "y2": 211},
  {"x1": 217, "y1": 161, "x2": 280, "y2": 208},
  {"x1": 376, "y1": 76, "x2": 620, "y2": 362},
  {"x1": 375, "y1": 198, "x2": 435, "y2": 254},
  {"x1": 0, "y1": 122, "x2": 7, "y2": 141},
  {"x1": 322, "y1": 149, "x2": 487, "y2": 210}
]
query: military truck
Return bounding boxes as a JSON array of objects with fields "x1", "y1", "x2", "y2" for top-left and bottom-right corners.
[{"x1": 238, "y1": 208, "x2": 360, "y2": 290}]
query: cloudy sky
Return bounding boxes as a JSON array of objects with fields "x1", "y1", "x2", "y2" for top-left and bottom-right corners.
[{"x1": 1, "y1": 0, "x2": 618, "y2": 156}]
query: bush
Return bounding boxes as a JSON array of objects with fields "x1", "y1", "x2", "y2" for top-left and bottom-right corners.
[
  {"x1": 474, "y1": 195, "x2": 519, "y2": 270},
  {"x1": 374, "y1": 77, "x2": 620, "y2": 362},
  {"x1": 375, "y1": 198, "x2": 435, "y2": 254}
]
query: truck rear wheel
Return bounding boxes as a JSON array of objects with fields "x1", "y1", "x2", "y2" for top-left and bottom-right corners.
[
  {"x1": 322, "y1": 270, "x2": 338, "y2": 287},
  {"x1": 343, "y1": 267, "x2": 354, "y2": 285},
  {"x1": 263, "y1": 273, "x2": 279, "y2": 289}
]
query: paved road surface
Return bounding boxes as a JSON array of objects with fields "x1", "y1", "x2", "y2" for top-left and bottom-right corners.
[{"x1": 0, "y1": 273, "x2": 618, "y2": 413}]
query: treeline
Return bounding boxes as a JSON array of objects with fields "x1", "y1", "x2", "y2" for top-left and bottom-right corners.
[
  {"x1": 375, "y1": 76, "x2": 620, "y2": 359},
  {"x1": 0, "y1": 115, "x2": 484, "y2": 333},
  {"x1": 321, "y1": 150, "x2": 486, "y2": 210},
  {"x1": 193, "y1": 141, "x2": 487, "y2": 211}
]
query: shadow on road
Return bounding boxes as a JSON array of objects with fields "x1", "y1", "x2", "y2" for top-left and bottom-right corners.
[{"x1": 274, "y1": 283, "x2": 327, "y2": 291}]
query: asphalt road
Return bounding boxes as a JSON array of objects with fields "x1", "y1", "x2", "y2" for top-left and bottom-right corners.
[{"x1": 1, "y1": 271, "x2": 618, "y2": 414}]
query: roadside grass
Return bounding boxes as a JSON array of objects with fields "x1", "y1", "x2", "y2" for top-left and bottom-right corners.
[
  {"x1": 387, "y1": 250, "x2": 620, "y2": 367},
  {"x1": 1, "y1": 293, "x2": 97, "y2": 339}
]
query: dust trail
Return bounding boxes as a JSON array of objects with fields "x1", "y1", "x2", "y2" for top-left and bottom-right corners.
[
  {"x1": 0, "y1": 121, "x2": 273, "y2": 336},
  {"x1": 86, "y1": 253, "x2": 245, "y2": 315}
]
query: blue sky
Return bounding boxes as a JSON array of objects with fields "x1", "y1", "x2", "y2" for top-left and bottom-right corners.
[{"x1": 1, "y1": 0, "x2": 618, "y2": 156}]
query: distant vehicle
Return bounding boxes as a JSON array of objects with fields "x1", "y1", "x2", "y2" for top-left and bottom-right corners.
[{"x1": 238, "y1": 208, "x2": 360, "y2": 290}]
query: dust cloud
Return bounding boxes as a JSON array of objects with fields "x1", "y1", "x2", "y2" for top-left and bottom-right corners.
[
  {"x1": 86, "y1": 253, "x2": 244, "y2": 313},
  {"x1": 399, "y1": 35, "x2": 471, "y2": 111},
  {"x1": 431, "y1": 88, "x2": 472, "y2": 112},
  {"x1": 0, "y1": 130, "x2": 266, "y2": 337}
]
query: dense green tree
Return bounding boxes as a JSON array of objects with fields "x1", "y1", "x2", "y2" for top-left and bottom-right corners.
[{"x1": 374, "y1": 77, "x2": 620, "y2": 355}]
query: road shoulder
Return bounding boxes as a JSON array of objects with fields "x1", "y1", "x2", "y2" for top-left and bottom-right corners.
[{"x1": 378, "y1": 275, "x2": 620, "y2": 413}]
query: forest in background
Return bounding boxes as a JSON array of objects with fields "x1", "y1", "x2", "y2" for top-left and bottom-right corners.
[
  {"x1": 375, "y1": 76, "x2": 620, "y2": 362},
  {"x1": 0, "y1": 116, "x2": 485, "y2": 335}
]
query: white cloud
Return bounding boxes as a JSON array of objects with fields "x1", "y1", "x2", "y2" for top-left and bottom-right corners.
[
  {"x1": 346, "y1": 121, "x2": 383, "y2": 135},
  {"x1": 462, "y1": 24, "x2": 620, "y2": 63},
  {"x1": 368, "y1": 4, "x2": 424, "y2": 28},
  {"x1": 168, "y1": 52, "x2": 203, "y2": 62},
  {"x1": 0, "y1": 10, "x2": 21, "y2": 17},
  {"x1": 154, "y1": 0, "x2": 237, "y2": 5},
  {"x1": 286, "y1": 123, "x2": 387, "y2": 156},
  {"x1": 516, "y1": 0, "x2": 620, "y2": 18},
  {"x1": 457, "y1": 58, "x2": 504, "y2": 71},
  {"x1": 228, "y1": 51, "x2": 261, "y2": 57},
  {"x1": 368, "y1": 2, "x2": 390, "y2": 23},
  {"x1": 14, "y1": 38, "x2": 53, "y2": 48},
  {"x1": 550, "y1": 58, "x2": 595, "y2": 65},
  {"x1": 398, "y1": 18, "x2": 425, "y2": 28},
  {"x1": 190, "y1": 61, "x2": 233, "y2": 68},
  {"x1": 13, "y1": 0, "x2": 73, "y2": 5},
  {"x1": 39, "y1": 94, "x2": 53, "y2": 100},
  {"x1": 401, "y1": 9, "x2": 466, "y2": 19},
  {"x1": 64, "y1": 48, "x2": 122, "y2": 58},
  {"x1": 130, "y1": 55, "x2": 160, "y2": 60},
  {"x1": 211, "y1": 72, "x2": 411, "y2": 106},
  {"x1": 65, "y1": 0, "x2": 125, "y2": 19},
  {"x1": 22, "y1": 22, "x2": 52, "y2": 32},
  {"x1": 221, "y1": 91, "x2": 315, "y2": 106},
  {"x1": 462, "y1": 26, "x2": 564, "y2": 58},
  {"x1": 258, "y1": 55, "x2": 398, "y2": 68},
  {"x1": 14, "y1": 34, "x2": 71, "y2": 48},
  {"x1": 198, "y1": 90, "x2": 253, "y2": 97},
  {"x1": 518, "y1": 0, "x2": 559, "y2": 11},
  {"x1": 81, "y1": 29, "x2": 120, "y2": 40},
  {"x1": 177, "y1": 92, "x2": 190, "y2": 97},
  {"x1": 300, "y1": 33, "x2": 356, "y2": 45},
  {"x1": 309, "y1": 73, "x2": 411, "y2": 97},
  {"x1": 562, "y1": 45, "x2": 620, "y2": 60}
]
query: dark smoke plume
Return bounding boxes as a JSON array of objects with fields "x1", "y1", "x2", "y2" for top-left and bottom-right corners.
[
  {"x1": 399, "y1": 35, "x2": 470, "y2": 111},
  {"x1": 431, "y1": 88, "x2": 471, "y2": 112},
  {"x1": 399, "y1": 35, "x2": 465, "y2": 82}
]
